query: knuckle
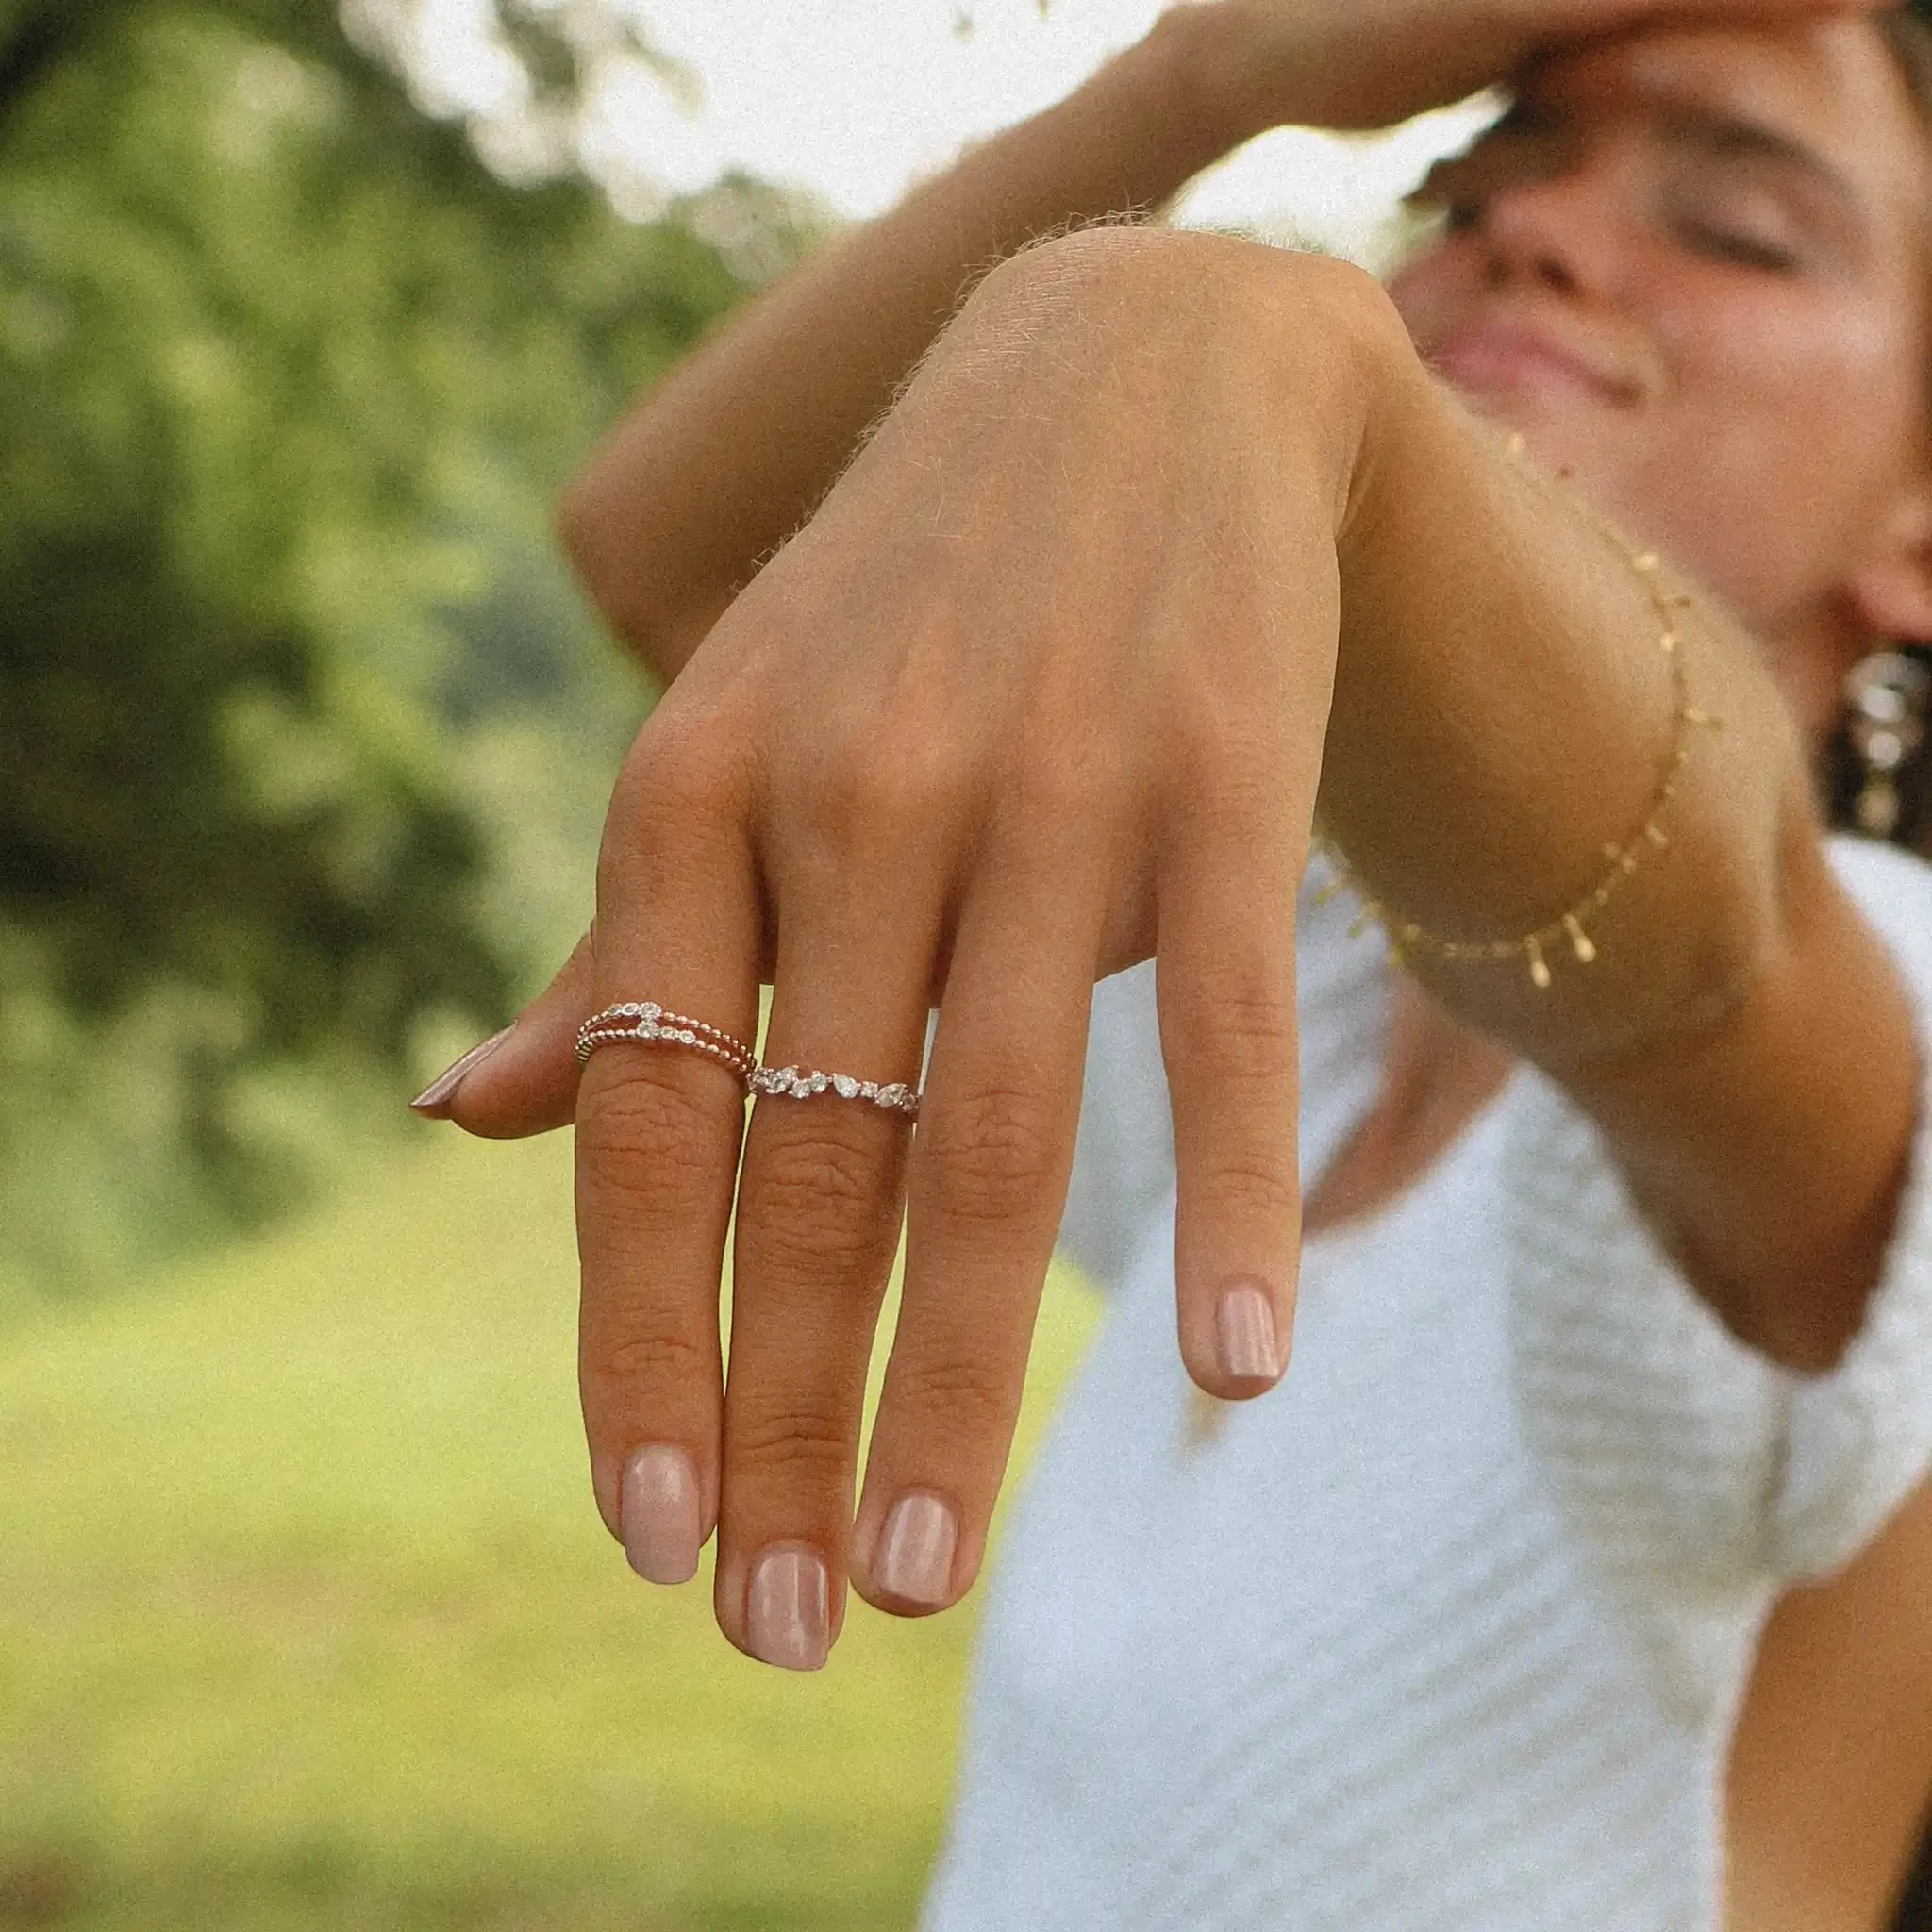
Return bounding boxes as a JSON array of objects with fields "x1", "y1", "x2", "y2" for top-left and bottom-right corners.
[
  {"x1": 600, "y1": 729, "x2": 747, "y2": 908},
  {"x1": 620, "y1": 715, "x2": 744, "y2": 827},
  {"x1": 1199, "y1": 981, "x2": 1296, "y2": 1055},
  {"x1": 729, "y1": 1392, "x2": 857, "y2": 1479},
  {"x1": 797, "y1": 710, "x2": 960, "y2": 856},
  {"x1": 887, "y1": 1353, "x2": 1014, "y2": 1442},
  {"x1": 586, "y1": 1324, "x2": 712, "y2": 1394},
  {"x1": 922, "y1": 1085, "x2": 1060, "y2": 1229},
  {"x1": 1176, "y1": 973, "x2": 1297, "y2": 1081},
  {"x1": 1192, "y1": 1153, "x2": 1301, "y2": 1228},
  {"x1": 797, "y1": 757, "x2": 895, "y2": 853},
  {"x1": 578, "y1": 1070, "x2": 723, "y2": 1216},
  {"x1": 1004, "y1": 730, "x2": 1119, "y2": 831},
  {"x1": 1163, "y1": 692, "x2": 1278, "y2": 803},
  {"x1": 741, "y1": 1128, "x2": 894, "y2": 1279}
]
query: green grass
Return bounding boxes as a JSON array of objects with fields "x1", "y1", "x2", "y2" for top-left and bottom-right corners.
[{"x1": 0, "y1": 1125, "x2": 1101, "y2": 1931}]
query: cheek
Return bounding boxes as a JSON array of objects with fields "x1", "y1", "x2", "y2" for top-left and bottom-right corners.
[
  {"x1": 1662, "y1": 290, "x2": 1905, "y2": 454},
  {"x1": 1383, "y1": 239, "x2": 1468, "y2": 349},
  {"x1": 1629, "y1": 288, "x2": 1919, "y2": 613}
]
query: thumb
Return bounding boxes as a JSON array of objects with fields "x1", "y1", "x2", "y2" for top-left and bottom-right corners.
[{"x1": 411, "y1": 929, "x2": 598, "y2": 1139}]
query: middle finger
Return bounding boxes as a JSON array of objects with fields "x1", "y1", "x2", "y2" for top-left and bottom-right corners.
[{"x1": 717, "y1": 858, "x2": 944, "y2": 1671}]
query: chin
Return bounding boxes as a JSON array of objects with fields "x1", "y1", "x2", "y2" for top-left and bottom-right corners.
[{"x1": 1435, "y1": 375, "x2": 1602, "y2": 471}]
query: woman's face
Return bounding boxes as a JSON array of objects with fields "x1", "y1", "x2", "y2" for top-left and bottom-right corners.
[{"x1": 1387, "y1": 15, "x2": 1932, "y2": 730}]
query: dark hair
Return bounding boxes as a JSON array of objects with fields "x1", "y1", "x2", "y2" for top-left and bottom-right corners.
[{"x1": 1822, "y1": 10, "x2": 1932, "y2": 859}]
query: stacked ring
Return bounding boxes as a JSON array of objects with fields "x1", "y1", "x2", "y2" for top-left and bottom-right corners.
[
  {"x1": 575, "y1": 1001, "x2": 921, "y2": 1121},
  {"x1": 575, "y1": 1002, "x2": 756, "y2": 1080}
]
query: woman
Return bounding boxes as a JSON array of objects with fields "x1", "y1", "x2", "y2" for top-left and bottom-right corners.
[{"x1": 416, "y1": 0, "x2": 1932, "y2": 1924}]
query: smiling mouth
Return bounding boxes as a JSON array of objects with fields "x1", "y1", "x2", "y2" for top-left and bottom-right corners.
[{"x1": 1426, "y1": 325, "x2": 1637, "y2": 406}]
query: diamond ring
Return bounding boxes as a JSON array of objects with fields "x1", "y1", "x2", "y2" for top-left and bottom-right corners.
[{"x1": 748, "y1": 1062, "x2": 921, "y2": 1121}]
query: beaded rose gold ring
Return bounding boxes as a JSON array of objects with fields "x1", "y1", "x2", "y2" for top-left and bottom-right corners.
[{"x1": 575, "y1": 1003, "x2": 756, "y2": 1079}]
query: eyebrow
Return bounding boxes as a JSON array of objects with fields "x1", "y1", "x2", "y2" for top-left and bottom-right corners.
[
  {"x1": 1654, "y1": 105, "x2": 1863, "y2": 216},
  {"x1": 1493, "y1": 91, "x2": 1874, "y2": 252}
]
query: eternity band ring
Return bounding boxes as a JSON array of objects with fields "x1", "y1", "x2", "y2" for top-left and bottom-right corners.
[
  {"x1": 748, "y1": 1062, "x2": 921, "y2": 1120},
  {"x1": 575, "y1": 1001, "x2": 922, "y2": 1121}
]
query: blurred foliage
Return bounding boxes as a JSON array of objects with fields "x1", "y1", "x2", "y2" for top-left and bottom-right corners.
[{"x1": 0, "y1": 0, "x2": 831, "y2": 1291}]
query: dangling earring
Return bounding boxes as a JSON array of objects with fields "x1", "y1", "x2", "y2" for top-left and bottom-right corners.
[{"x1": 1842, "y1": 648, "x2": 1932, "y2": 841}]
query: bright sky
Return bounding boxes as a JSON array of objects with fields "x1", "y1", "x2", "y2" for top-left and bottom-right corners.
[{"x1": 416, "y1": 0, "x2": 1501, "y2": 262}]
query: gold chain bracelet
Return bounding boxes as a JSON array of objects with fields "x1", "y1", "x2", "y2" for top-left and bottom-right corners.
[{"x1": 1311, "y1": 431, "x2": 1725, "y2": 991}]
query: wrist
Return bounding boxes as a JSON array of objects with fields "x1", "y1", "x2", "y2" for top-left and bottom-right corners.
[
  {"x1": 1094, "y1": 7, "x2": 1267, "y2": 187},
  {"x1": 1140, "y1": 3, "x2": 1308, "y2": 156}
]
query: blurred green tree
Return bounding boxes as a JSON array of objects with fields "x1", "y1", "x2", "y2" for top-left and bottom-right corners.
[{"x1": 0, "y1": 0, "x2": 827, "y2": 1291}]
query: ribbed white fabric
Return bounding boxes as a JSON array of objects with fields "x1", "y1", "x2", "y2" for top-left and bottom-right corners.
[{"x1": 922, "y1": 838, "x2": 1932, "y2": 1931}]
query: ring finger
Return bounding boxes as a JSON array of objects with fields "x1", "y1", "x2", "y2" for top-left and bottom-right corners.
[{"x1": 716, "y1": 879, "x2": 945, "y2": 1670}]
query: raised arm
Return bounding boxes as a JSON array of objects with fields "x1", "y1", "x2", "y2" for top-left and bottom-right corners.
[
  {"x1": 554, "y1": 13, "x2": 1240, "y2": 683},
  {"x1": 555, "y1": 0, "x2": 1883, "y2": 684}
]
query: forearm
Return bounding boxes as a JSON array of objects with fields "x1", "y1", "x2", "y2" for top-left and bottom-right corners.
[
  {"x1": 557, "y1": 13, "x2": 1241, "y2": 683},
  {"x1": 1323, "y1": 326, "x2": 1803, "y2": 1071},
  {"x1": 1323, "y1": 299, "x2": 1912, "y2": 1369}
]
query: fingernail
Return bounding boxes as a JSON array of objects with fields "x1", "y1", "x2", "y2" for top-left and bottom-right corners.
[
  {"x1": 873, "y1": 1493, "x2": 958, "y2": 1610},
  {"x1": 621, "y1": 1444, "x2": 702, "y2": 1585},
  {"x1": 410, "y1": 1026, "x2": 515, "y2": 1117},
  {"x1": 1215, "y1": 1282, "x2": 1281, "y2": 1390},
  {"x1": 746, "y1": 1546, "x2": 829, "y2": 1672}
]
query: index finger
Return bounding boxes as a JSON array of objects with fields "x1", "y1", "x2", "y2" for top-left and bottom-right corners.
[{"x1": 574, "y1": 738, "x2": 764, "y2": 1576}]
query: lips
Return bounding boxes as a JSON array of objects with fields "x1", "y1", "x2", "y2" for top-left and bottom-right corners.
[{"x1": 1426, "y1": 320, "x2": 1638, "y2": 406}]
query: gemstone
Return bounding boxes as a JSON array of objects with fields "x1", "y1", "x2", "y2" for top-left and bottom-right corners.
[
  {"x1": 832, "y1": 1074, "x2": 859, "y2": 1100},
  {"x1": 876, "y1": 1084, "x2": 908, "y2": 1108},
  {"x1": 808, "y1": 1072, "x2": 830, "y2": 1094},
  {"x1": 640, "y1": 1003, "x2": 660, "y2": 1022},
  {"x1": 677, "y1": 1029, "x2": 696, "y2": 1044},
  {"x1": 638, "y1": 1021, "x2": 659, "y2": 1039},
  {"x1": 858, "y1": 1082, "x2": 879, "y2": 1101}
]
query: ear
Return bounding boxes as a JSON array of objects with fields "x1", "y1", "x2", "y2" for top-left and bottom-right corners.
[{"x1": 1843, "y1": 483, "x2": 1932, "y2": 643}]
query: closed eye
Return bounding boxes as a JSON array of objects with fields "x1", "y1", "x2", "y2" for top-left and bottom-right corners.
[{"x1": 1676, "y1": 221, "x2": 1800, "y2": 274}]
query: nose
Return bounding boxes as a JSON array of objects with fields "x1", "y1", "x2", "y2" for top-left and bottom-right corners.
[{"x1": 1468, "y1": 145, "x2": 1632, "y2": 297}]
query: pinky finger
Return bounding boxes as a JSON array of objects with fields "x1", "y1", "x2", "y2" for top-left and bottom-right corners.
[{"x1": 1153, "y1": 791, "x2": 1307, "y2": 1403}]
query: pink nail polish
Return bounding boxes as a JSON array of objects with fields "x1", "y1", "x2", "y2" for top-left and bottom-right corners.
[
  {"x1": 1216, "y1": 1282, "x2": 1281, "y2": 1390},
  {"x1": 874, "y1": 1494, "x2": 958, "y2": 1609},
  {"x1": 746, "y1": 1546, "x2": 829, "y2": 1671},
  {"x1": 621, "y1": 1444, "x2": 702, "y2": 1585},
  {"x1": 410, "y1": 1026, "x2": 515, "y2": 1117}
]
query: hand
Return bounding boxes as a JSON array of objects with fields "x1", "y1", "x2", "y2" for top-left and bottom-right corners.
[
  {"x1": 1159, "y1": 0, "x2": 1886, "y2": 140},
  {"x1": 445, "y1": 231, "x2": 1391, "y2": 1666}
]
